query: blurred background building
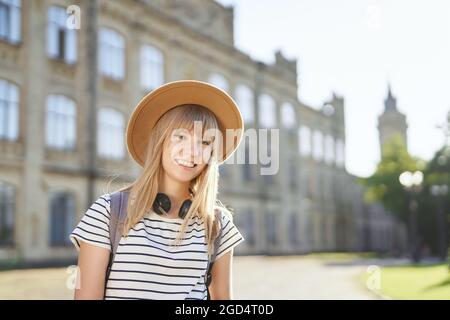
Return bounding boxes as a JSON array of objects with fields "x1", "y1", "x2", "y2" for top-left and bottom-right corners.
[{"x1": 0, "y1": 0, "x2": 407, "y2": 266}]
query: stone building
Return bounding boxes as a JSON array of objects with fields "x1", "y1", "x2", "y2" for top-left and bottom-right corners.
[{"x1": 0, "y1": 0, "x2": 405, "y2": 265}]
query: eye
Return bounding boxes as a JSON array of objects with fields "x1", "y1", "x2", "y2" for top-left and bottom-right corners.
[
  {"x1": 175, "y1": 134, "x2": 186, "y2": 140},
  {"x1": 202, "y1": 140, "x2": 212, "y2": 146}
]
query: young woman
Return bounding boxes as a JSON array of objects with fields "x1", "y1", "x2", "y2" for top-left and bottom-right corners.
[{"x1": 69, "y1": 80, "x2": 245, "y2": 300}]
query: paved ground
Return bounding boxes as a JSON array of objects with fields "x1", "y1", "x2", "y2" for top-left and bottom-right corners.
[
  {"x1": 233, "y1": 255, "x2": 384, "y2": 300},
  {"x1": 0, "y1": 255, "x2": 388, "y2": 300}
]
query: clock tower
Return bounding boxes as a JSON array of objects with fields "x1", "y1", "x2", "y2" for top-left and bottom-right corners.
[{"x1": 377, "y1": 84, "x2": 409, "y2": 157}]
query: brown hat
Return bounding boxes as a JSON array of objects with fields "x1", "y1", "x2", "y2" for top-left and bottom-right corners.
[{"x1": 126, "y1": 80, "x2": 244, "y2": 167}]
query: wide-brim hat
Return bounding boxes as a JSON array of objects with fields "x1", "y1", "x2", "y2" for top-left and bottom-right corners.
[{"x1": 126, "y1": 80, "x2": 244, "y2": 167}]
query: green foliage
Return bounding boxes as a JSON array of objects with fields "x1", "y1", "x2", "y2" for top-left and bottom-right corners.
[
  {"x1": 359, "y1": 133, "x2": 425, "y2": 224},
  {"x1": 359, "y1": 131, "x2": 449, "y2": 256},
  {"x1": 418, "y1": 145, "x2": 450, "y2": 256}
]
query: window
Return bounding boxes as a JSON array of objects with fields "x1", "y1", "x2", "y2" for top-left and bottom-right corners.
[
  {"x1": 242, "y1": 144, "x2": 253, "y2": 182},
  {"x1": 99, "y1": 28, "x2": 125, "y2": 80},
  {"x1": 242, "y1": 209, "x2": 255, "y2": 246},
  {"x1": 312, "y1": 130, "x2": 324, "y2": 161},
  {"x1": 325, "y1": 134, "x2": 335, "y2": 165},
  {"x1": 0, "y1": 0, "x2": 20, "y2": 44},
  {"x1": 140, "y1": 44, "x2": 164, "y2": 91},
  {"x1": 265, "y1": 212, "x2": 277, "y2": 246},
  {"x1": 49, "y1": 191, "x2": 75, "y2": 246},
  {"x1": 288, "y1": 158, "x2": 297, "y2": 189},
  {"x1": 46, "y1": 95, "x2": 76, "y2": 150},
  {"x1": 97, "y1": 108, "x2": 125, "y2": 160},
  {"x1": 262, "y1": 140, "x2": 274, "y2": 184},
  {"x1": 0, "y1": 79, "x2": 19, "y2": 141},
  {"x1": 298, "y1": 126, "x2": 311, "y2": 156},
  {"x1": 307, "y1": 174, "x2": 315, "y2": 200},
  {"x1": 336, "y1": 138, "x2": 345, "y2": 168},
  {"x1": 289, "y1": 213, "x2": 299, "y2": 245},
  {"x1": 258, "y1": 93, "x2": 276, "y2": 128},
  {"x1": 235, "y1": 84, "x2": 254, "y2": 124},
  {"x1": 0, "y1": 182, "x2": 15, "y2": 246},
  {"x1": 208, "y1": 73, "x2": 229, "y2": 93},
  {"x1": 47, "y1": 6, "x2": 77, "y2": 63},
  {"x1": 281, "y1": 102, "x2": 296, "y2": 129},
  {"x1": 219, "y1": 164, "x2": 228, "y2": 178}
]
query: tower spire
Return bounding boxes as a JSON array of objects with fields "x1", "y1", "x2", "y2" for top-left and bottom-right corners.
[{"x1": 384, "y1": 83, "x2": 397, "y2": 111}]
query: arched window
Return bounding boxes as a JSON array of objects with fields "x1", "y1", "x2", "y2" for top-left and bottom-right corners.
[
  {"x1": 312, "y1": 130, "x2": 324, "y2": 161},
  {"x1": 281, "y1": 102, "x2": 296, "y2": 129},
  {"x1": 288, "y1": 212, "x2": 300, "y2": 245},
  {"x1": 219, "y1": 164, "x2": 229, "y2": 178},
  {"x1": 97, "y1": 108, "x2": 125, "y2": 159},
  {"x1": 47, "y1": 6, "x2": 77, "y2": 64},
  {"x1": 0, "y1": 79, "x2": 19, "y2": 141},
  {"x1": 242, "y1": 144, "x2": 254, "y2": 182},
  {"x1": 288, "y1": 158, "x2": 298, "y2": 189},
  {"x1": 324, "y1": 134, "x2": 335, "y2": 165},
  {"x1": 336, "y1": 139, "x2": 345, "y2": 168},
  {"x1": 46, "y1": 95, "x2": 76, "y2": 150},
  {"x1": 99, "y1": 28, "x2": 125, "y2": 80},
  {"x1": 265, "y1": 212, "x2": 277, "y2": 245},
  {"x1": 208, "y1": 73, "x2": 229, "y2": 93},
  {"x1": 0, "y1": 181, "x2": 15, "y2": 246},
  {"x1": 298, "y1": 126, "x2": 311, "y2": 156},
  {"x1": 49, "y1": 191, "x2": 75, "y2": 246},
  {"x1": 242, "y1": 209, "x2": 255, "y2": 246},
  {"x1": 258, "y1": 93, "x2": 276, "y2": 128},
  {"x1": 140, "y1": 44, "x2": 164, "y2": 91},
  {"x1": 0, "y1": 0, "x2": 21, "y2": 44},
  {"x1": 234, "y1": 84, "x2": 254, "y2": 124}
]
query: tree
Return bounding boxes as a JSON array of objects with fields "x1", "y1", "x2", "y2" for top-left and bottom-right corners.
[
  {"x1": 421, "y1": 146, "x2": 450, "y2": 262},
  {"x1": 359, "y1": 133, "x2": 426, "y2": 224},
  {"x1": 358, "y1": 133, "x2": 426, "y2": 262}
]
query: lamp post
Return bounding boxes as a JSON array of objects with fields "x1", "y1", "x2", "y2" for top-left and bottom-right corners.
[
  {"x1": 399, "y1": 171, "x2": 423, "y2": 263},
  {"x1": 430, "y1": 184, "x2": 449, "y2": 262}
]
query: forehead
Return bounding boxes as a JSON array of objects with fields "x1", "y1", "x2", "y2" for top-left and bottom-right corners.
[
  {"x1": 172, "y1": 128, "x2": 217, "y2": 140},
  {"x1": 173, "y1": 122, "x2": 218, "y2": 138}
]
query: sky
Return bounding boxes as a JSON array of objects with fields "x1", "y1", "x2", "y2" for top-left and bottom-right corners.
[{"x1": 216, "y1": 0, "x2": 450, "y2": 177}]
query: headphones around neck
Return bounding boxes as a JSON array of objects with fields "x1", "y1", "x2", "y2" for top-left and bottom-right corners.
[{"x1": 152, "y1": 192, "x2": 193, "y2": 219}]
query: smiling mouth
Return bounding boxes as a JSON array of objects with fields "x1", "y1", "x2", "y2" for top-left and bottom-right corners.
[{"x1": 175, "y1": 159, "x2": 197, "y2": 168}]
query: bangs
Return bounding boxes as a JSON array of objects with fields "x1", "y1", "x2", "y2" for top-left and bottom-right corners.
[{"x1": 168, "y1": 104, "x2": 220, "y2": 141}]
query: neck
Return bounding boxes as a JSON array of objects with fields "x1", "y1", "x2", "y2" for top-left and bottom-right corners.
[{"x1": 159, "y1": 175, "x2": 191, "y2": 210}]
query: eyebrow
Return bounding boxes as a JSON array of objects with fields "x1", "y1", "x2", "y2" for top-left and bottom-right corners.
[
  {"x1": 175, "y1": 131, "x2": 215, "y2": 142},
  {"x1": 203, "y1": 135, "x2": 215, "y2": 142}
]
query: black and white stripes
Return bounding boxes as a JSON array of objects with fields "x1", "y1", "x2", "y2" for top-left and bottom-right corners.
[{"x1": 69, "y1": 193, "x2": 245, "y2": 300}]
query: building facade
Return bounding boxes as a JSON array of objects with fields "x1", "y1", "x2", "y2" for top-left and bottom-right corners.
[{"x1": 0, "y1": 0, "x2": 406, "y2": 265}]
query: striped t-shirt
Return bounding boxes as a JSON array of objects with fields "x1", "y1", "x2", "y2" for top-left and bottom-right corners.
[{"x1": 69, "y1": 193, "x2": 245, "y2": 300}]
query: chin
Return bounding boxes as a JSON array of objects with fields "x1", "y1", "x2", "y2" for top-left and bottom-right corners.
[{"x1": 170, "y1": 167, "x2": 197, "y2": 182}]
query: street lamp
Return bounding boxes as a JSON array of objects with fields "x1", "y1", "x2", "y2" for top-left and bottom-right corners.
[
  {"x1": 430, "y1": 184, "x2": 449, "y2": 262},
  {"x1": 399, "y1": 171, "x2": 423, "y2": 263}
]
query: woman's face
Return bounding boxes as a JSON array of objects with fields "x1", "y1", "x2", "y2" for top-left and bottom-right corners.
[{"x1": 162, "y1": 127, "x2": 214, "y2": 183}]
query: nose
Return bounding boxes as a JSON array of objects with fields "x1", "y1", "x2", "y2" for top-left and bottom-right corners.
[
  {"x1": 190, "y1": 137, "x2": 203, "y2": 159},
  {"x1": 177, "y1": 134, "x2": 203, "y2": 161}
]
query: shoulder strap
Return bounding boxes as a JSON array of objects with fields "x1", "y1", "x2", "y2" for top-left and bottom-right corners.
[
  {"x1": 104, "y1": 191, "x2": 129, "y2": 294},
  {"x1": 211, "y1": 208, "x2": 223, "y2": 262},
  {"x1": 205, "y1": 208, "x2": 223, "y2": 299},
  {"x1": 109, "y1": 191, "x2": 129, "y2": 256}
]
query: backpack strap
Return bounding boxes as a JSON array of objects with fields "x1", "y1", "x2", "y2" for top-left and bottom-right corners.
[
  {"x1": 104, "y1": 191, "x2": 129, "y2": 295},
  {"x1": 205, "y1": 208, "x2": 223, "y2": 300}
]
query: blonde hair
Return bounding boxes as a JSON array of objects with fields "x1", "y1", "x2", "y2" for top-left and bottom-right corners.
[{"x1": 115, "y1": 104, "x2": 230, "y2": 257}]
